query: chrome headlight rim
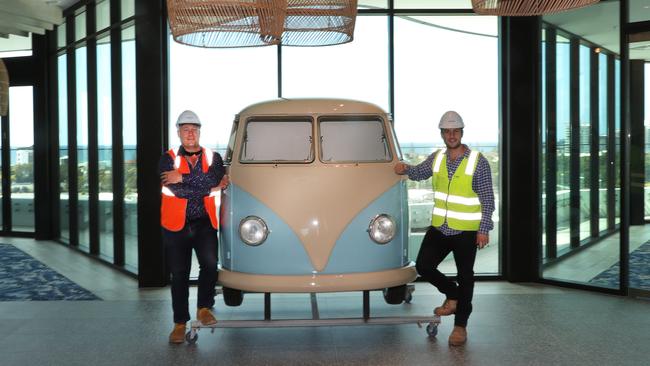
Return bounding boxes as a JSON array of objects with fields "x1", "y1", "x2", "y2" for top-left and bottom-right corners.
[
  {"x1": 238, "y1": 215, "x2": 269, "y2": 246},
  {"x1": 367, "y1": 214, "x2": 397, "y2": 245}
]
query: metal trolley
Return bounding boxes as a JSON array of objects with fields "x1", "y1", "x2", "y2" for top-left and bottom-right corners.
[{"x1": 185, "y1": 285, "x2": 441, "y2": 344}]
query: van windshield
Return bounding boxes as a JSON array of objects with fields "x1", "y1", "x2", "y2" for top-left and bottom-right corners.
[
  {"x1": 240, "y1": 119, "x2": 313, "y2": 163},
  {"x1": 319, "y1": 118, "x2": 392, "y2": 163}
]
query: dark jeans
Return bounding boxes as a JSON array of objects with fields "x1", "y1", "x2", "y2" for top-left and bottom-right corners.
[
  {"x1": 415, "y1": 226, "x2": 477, "y2": 327},
  {"x1": 163, "y1": 217, "x2": 218, "y2": 324}
]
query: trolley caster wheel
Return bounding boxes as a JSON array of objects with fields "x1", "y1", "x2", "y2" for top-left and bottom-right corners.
[
  {"x1": 404, "y1": 286, "x2": 414, "y2": 304},
  {"x1": 426, "y1": 322, "x2": 438, "y2": 337},
  {"x1": 185, "y1": 331, "x2": 198, "y2": 344}
]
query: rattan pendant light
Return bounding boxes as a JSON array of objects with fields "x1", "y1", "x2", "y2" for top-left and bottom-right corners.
[
  {"x1": 282, "y1": 0, "x2": 358, "y2": 46},
  {"x1": 0, "y1": 59, "x2": 8, "y2": 116},
  {"x1": 471, "y1": 0, "x2": 599, "y2": 16},
  {"x1": 167, "y1": 0, "x2": 288, "y2": 47}
]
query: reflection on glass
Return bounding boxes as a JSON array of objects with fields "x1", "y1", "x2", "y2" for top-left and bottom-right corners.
[
  {"x1": 96, "y1": 0, "x2": 111, "y2": 31},
  {"x1": 59, "y1": 54, "x2": 69, "y2": 242},
  {"x1": 541, "y1": 2, "x2": 620, "y2": 289},
  {"x1": 394, "y1": 15, "x2": 499, "y2": 274},
  {"x1": 599, "y1": 53, "x2": 608, "y2": 231},
  {"x1": 57, "y1": 23, "x2": 66, "y2": 49},
  {"x1": 394, "y1": 0, "x2": 472, "y2": 9},
  {"x1": 579, "y1": 45, "x2": 591, "y2": 241},
  {"x1": 283, "y1": 16, "x2": 389, "y2": 111},
  {"x1": 556, "y1": 35, "x2": 571, "y2": 253},
  {"x1": 75, "y1": 10, "x2": 86, "y2": 42},
  {"x1": 76, "y1": 46, "x2": 89, "y2": 251},
  {"x1": 9, "y1": 87, "x2": 34, "y2": 232},
  {"x1": 98, "y1": 37, "x2": 113, "y2": 260},
  {"x1": 541, "y1": 30, "x2": 547, "y2": 259},
  {"x1": 358, "y1": 0, "x2": 387, "y2": 9},
  {"x1": 615, "y1": 59, "x2": 621, "y2": 225},
  {"x1": 629, "y1": 0, "x2": 650, "y2": 23},
  {"x1": 122, "y1": 0, "x2": 135, "y2": 19},
  {"x1": 123, "y1": 27, "x2": 138, "y2": 270}
]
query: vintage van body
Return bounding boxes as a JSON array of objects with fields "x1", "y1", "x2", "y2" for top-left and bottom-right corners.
[{"x1": 218, "y1": 98, "x2": 416, "y2": 305}]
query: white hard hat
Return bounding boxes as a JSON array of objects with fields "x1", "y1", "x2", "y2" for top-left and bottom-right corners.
[
  {"x1": 176, "y1": 110, "x2": 201, "y2": 127},
  {"x1": 438, "y1": 111, "x2": 464, "y2": 129}
]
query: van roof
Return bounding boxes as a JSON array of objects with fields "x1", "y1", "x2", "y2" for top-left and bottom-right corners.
[{"x1": 238, "y1": 98, "x2": 388, "y2": 117}]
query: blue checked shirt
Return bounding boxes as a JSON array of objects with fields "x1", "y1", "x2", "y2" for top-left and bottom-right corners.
[{"x1": 406, "y1": 147, "x2": 495, "y2": 235}]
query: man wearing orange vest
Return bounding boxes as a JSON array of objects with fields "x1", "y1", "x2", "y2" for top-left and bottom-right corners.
[{"x1": 159, "y1": 110, "x2": 227, "y2": 344}]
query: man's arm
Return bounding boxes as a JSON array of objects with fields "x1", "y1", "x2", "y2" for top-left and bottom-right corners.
[
  {"x1": 394, "y1": 151, "x2": 437, "y2": 181},
  {"x1": 472, "y1": 154, "x2": 495, "y2": 236}
]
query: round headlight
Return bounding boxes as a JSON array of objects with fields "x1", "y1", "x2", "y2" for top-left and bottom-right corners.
[
  {"x1": 239, "y1": 216, "x2": 268, "y2": 246},
  {"x1": 368, "y1": 214, "x2": 396, "y2": 244}
]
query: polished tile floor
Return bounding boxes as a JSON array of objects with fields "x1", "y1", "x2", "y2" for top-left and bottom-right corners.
[{"x1": 0, "y1": 237, "x2": 648, "y2": 366}]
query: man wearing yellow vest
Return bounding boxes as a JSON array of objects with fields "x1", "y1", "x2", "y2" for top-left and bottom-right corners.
[
  {"x1": 394, "y1": 111, "x2": 494, "y2": 346},
  {"x1": 159, "y1": 110, "x2": 227, "y2": 343}
]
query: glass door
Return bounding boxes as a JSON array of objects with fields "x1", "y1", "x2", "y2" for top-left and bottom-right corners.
[
  {"x1": 1, "y1": 86, "x2": 35, "y2": 233},
  {"x1": 628, "y1": 25, "x2": 650, "y2": 294}
]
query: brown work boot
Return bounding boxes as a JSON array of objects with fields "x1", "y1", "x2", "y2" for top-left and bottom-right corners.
[
  {"x1": 434, "y1": 298, "x2": 457, "y2": 316},
  {"x1": 169, "y1": 323, "x2": 186, "y2": 344},
  {"x1": 197, "y1": 307, "x2": 217, "y2": 325},
  {"x1": 448, "y1": 326, "x2": 467, "y2": 346}
]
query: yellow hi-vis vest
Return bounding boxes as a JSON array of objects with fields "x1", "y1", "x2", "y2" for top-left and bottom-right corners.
[{"x1": 431, "y1": 148, "x2": 482, "y2": 231}]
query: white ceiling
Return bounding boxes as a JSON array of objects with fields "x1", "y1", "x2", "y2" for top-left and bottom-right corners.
[{"x1": 0, "y1": 0, "x2": 67, "y2": 38}]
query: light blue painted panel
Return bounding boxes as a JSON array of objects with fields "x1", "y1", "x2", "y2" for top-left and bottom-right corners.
[
  {"x1": 220, "y1": 185, "x2": 314, "y2": 274},
  {"x1": 323, "y1": 182, "x2": 408, "y2": 274}
]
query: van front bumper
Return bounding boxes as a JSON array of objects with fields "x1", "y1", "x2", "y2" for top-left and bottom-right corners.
[{"x1": 218, "y1": 263, "x2": 417, "y2": 293}]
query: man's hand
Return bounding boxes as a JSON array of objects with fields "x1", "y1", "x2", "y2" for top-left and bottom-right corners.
[
  {"x1": 394, "y1": 162, "x2": 409, "y2": 175},
  {"x1": 216, "y1": 174, "x2": 230, "y2": 190},
  {"x1": 161, "y1": 170, "x2": 182, "y2": 185},
  {"x1": 476, "y1": 233, "x2": 489, "y2": 249}
]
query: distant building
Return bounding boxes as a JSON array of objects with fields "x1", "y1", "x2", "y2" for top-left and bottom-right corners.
[{"x1": 16, "y1": 149, "x2": 33, "y2": 165}]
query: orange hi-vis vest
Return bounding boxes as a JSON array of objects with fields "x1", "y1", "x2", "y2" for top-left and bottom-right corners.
[{"x1": 160, "y1": 146, "x2": 220, "y2": 231}]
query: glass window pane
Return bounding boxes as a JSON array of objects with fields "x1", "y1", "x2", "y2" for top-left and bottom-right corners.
[
  {"x1": 122, "y1": 0, "x2": 135, "y2": 19},
  {"x1": 76, "y1": 46, "x2": 90, "y2": 251},
  {"x1": 123, "y1": 26, "x2": 138, "y2": 270},
  {"x1": 359, "y1": 0, "x2": 387, "y2": 9},
  {"x1": 599, "y1": 53, "x2": 608, "y2": 230},
  {"x1": 75, "y1": 10, "x2": 87, "y2": 41},
  {"x1": 168, "y1": 35, "x2": 277, "y2": 153},
  {"x1": 319, "y1": 119, "x2": 391, "y2": 162},
  {"x1": 394, "y1": 14, "x2": 499, "y2": 274},
  {"x1": 58, "y1": 54, "x2": 69, "y2": 242},
  {"x1": 541, "y1": 28, "x2": 547, "y2": 260},
  {"x1": 57, "y1": 22, "x2": 66, "y2": 49},
  {"x1": 579, "y1": 45, "x2": 590, "y2": 242},
  {"x1": 241, "y1": 120, "x2": 313, "y2": 162},
  {"x1": 630, "y1": 0, "x2": 650, "y2": 23},
  {"x1": 9, "y1": 86, "x2": 34, "y2": 232},
  {"x1": 556, "y1": 35, "x2": 571, "y2": 254},
  {"x1": 283, "y1": 15, "x2": 389, "y2": 111},
  {"x1": 614, "y1": 59, "x2": 621, "y2": 224},
  {"x1": 96, "y1": 0, "x2": 111, "y2": 31},
  {"x1": 0, "y1": 34, "x2": 33, "y2": 58},
  {"x1": 97, "y1": 36, "x2": 113, "y2": 259},
  {"x1": 395, "y1": 0, "x2": 472, "y2": 9}
]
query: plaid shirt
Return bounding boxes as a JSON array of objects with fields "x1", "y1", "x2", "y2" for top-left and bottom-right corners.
[{"x1": 406, "y1": 146, "x2": 495, "y2": 235}]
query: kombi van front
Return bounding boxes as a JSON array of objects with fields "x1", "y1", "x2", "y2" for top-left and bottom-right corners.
[{"x1": 218, "y1": 99, "x2": 416, "y2": 303}]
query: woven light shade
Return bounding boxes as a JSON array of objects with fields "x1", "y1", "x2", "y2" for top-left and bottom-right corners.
[
  {"x1": 471, "y1": 0, "x2": 600, "y2": 16},
  {"x1": 167, "y1": 0, "x2": 288, "y2": 47},
  {"x1": 0, "y1": 58, "x2": 8, "y2": 116},
  {"x1": 282, "y1": 0, "x2": 358, "y2": 46}
]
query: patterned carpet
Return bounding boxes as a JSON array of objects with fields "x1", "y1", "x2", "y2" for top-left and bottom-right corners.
[
  {"x1": 589, "y1": 240, "x2": 650, "y2": 289},
  {"x1": 0, "y1": 244, "x2": 100, "y2": 301}
]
